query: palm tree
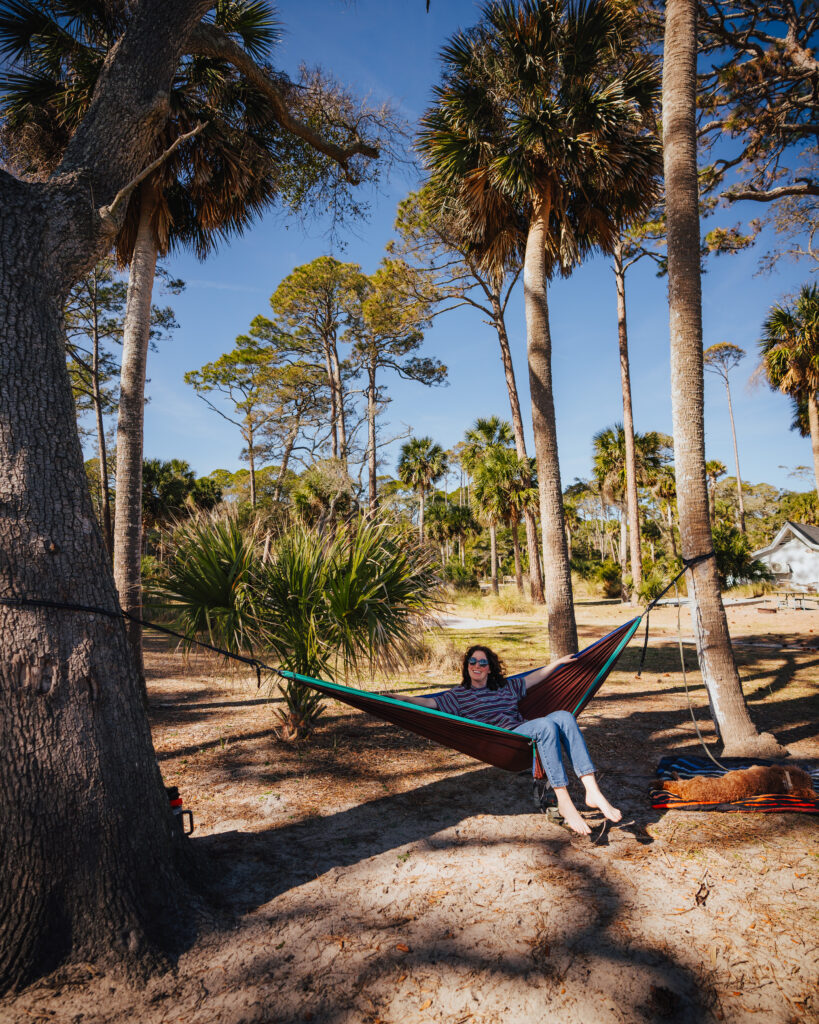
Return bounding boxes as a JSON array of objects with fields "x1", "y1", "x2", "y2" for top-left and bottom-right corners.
[
  {"x1": 397, "y1": 437, "x2": 449, "y2": 542},
  {"x1": 494, "y1": 449, "x2": 540, "y2": 594},
  {"x1": 704, "y1": 343, "x2": 747, "y2": 531},
  {"x1": 1, "y1": 0, "x2": 283, "y2": 674},
  {"x1": 461, "y1": 418, "x2": 515, "y2": 594},
  {"x1": 704, "y1": 459, "x2": 727, "y2": 526},
  {"x1": 663, "y1": 0, "x2": 781, "y2": 754},
  {"x1": 760, "y1": 284, "x2": 819, "y2": 502},
  {"x1": 593, "y1": 425, "x2": 665, "y2": 602},
  {"x1": 419, "y1": 0, "x2": 662, "y2": 656}
]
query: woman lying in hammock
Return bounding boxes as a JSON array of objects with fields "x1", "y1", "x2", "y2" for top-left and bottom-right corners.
[{"x1": 385, "y1": 644, "x2": 621, "y2": 836}]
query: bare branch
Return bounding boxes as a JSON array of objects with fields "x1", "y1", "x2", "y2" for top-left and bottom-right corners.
[
  {"x1": 97, "y1": 123, "x2": 205, "y2": 228},
  {"x1": 188, "y1": 24, "x2": 378, "y2": 181},
  {"x1": 724, "y1": 179, "x2": 819, "y2": 203}
]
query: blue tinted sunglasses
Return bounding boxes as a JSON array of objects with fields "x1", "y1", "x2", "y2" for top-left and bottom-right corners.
[{"x1": 468, "y1": 657, "x2": 489, "y2": 667}]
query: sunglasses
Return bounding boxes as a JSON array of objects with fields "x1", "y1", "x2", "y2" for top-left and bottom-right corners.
[{"x1": 468, "y1": 658, "x2": 489, "y2": 667}]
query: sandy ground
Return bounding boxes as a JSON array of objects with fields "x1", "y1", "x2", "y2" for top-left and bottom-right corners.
[{"x1": 3, "y1": 600, "x2": 818, "y2": 1024}]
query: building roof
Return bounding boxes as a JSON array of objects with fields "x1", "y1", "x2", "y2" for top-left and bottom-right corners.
[{"x1": 753, "y1": 520, "x2": 819, "y2": 559}]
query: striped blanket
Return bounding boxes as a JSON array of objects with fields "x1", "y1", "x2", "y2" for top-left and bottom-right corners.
[{"x1": 650, "y1": 755, "x2": 819, "y2": 815}]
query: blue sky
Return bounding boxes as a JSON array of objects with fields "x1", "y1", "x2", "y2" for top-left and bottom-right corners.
[{"x1": 139, "y1": 0, "x2": 815, "y2": 494}]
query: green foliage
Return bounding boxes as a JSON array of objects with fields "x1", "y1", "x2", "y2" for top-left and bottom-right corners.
[
  {"x1": 142, "y1": 458, "x2": 222, "y2": 529},
  {"x1": 443, "y1": 559, "x2": 479, "y2": 591},
  {"x1": 253, "y1": 518, "x2": 440, "y2": 738},
  {"x1": 291, "y1": 459, "x2": 354, "y2": 526},
  {"x1": 418, "y1": 0, "x2": 663, "y2": 279},
  {"x1": 147, "y1": 512, "x2": 260, "y2": 655},
  {"x1": 712, "y1": 522, "x2": 773, "y2": 589},
  {"x1": 594, "y1": 560, "x2": 622, "y2": 599},
  {"x1": 149, "y1": 511, "x2": 440, "y2": 740}
]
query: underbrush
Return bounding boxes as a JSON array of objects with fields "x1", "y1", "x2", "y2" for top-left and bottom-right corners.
[{"x1": 726, "y1": 580, "x2": 777, "y2": 598}]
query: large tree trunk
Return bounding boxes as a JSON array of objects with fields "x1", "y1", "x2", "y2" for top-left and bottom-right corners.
[
  {"x1": 492, "y1": 296, "x2": 545, "y2": 604},
  {"x1": 0, "y1": 190, "x2": 195, "y2": 995},
  {"x1": 724, "y1": 379, "x2": 746, "y2": 532},
  {"x1": 614, "y1": 243, "x2": 643, "y2": 604},
  {"x1": 663, "y1": 0, "x2": 783, "y2": 756},
  {"x1": 113, "y1": 183, "x2": 159, "y2": 681},
  {"x1": 524, "y1": 197, "x2": 578, "y2": 657},
  {"x1": 807, "y1": 394, "x2": 819, "y2": 503}
]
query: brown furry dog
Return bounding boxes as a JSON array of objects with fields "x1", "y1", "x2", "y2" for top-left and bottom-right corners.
[{"x1": 661, "y1": 765, "x2": 816, "y2": 802}]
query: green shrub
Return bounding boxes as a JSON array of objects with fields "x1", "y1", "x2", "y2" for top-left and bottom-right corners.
[
  {"x1": 594, "y1": 560, "x2": 622, "y2": 599},
  {"x1": 712, "y1": 523, "x2": 773, "y2": 588},
  {"x1": 443, "y1": 560, "x2": 479, "y2": 591}
]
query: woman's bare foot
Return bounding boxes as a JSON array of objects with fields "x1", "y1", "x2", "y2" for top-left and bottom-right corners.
[
  {"x1": 554, "y1": 789, "x2": 592, "y2": 835},
  {"x1": 581, "y1": 775, "x2": 622, "y2": 823}
]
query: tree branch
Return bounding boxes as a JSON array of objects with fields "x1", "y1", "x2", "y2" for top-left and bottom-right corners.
[
  {"x1": 188, "y1": 23, "x2": 379, "y2": 181},
  {"x1": 97, "y1": 123, "x2": 205, "y2": 228},
  {"x1": 724, "y1": 179, "x2": 819, "y2": 202}
]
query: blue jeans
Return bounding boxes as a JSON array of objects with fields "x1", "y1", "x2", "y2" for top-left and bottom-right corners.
[{"x1": 513, "y1": 711, "x2": 596, "y2": 788}]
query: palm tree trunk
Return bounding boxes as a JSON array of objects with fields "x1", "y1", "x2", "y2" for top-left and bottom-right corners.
[
  {"x1": 113, "y1": 183, "x2": 158, "y2": 681},
  {"x1": 723, "y1": 379, "x2": 746, "y2": 532},
  {"x1": 492, "y1": 296, "x2": 545, "y2": 604},
  {"x1": 524, "y1": 195, "x2": 578, "y2": 657},
  {"x1": 418, "y1": 487, "x2": 425, "y2": 542},
  {"x1": 663, "y1": 0, "x2": 782, "y2": 756},
  {"x1": 367, "y1": 361, "x2": 378, "y2": 514},
  {"x1": 511, "y1": 523, "x2": 523, "y2": 593},
  {"x1": 490, "y1": 522, "x2": 499, "y2": 595},
  {"x1": 809, "y1": 394, "x2": 819, "y2": 503},
  {"x1": 614, "y1": 242, "x2": 643, "y2": 604},
  {"x1": 619, "y1": 507, "x2": 628, "y2": 600}
]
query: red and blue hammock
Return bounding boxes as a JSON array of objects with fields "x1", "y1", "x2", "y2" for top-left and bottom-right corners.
[{"x1": 279, "y1": 617, "x2": 643, "y2": 776}]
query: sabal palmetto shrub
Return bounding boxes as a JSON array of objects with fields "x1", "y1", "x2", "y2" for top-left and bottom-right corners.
[
  {"x1": 253, "y1": 517, "x2": 441, "y2": 739},
  {"x1": 146, "y1": 510, "x2": 260, "y2": 657}
]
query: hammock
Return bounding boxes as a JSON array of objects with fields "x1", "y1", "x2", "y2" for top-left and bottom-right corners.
[{"x1": 279, "y1": 616, "x2": 643, "y2": 775}]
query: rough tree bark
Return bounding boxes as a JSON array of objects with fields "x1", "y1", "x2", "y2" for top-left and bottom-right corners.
[
  {"x1": 808, "y1": 395, "x2": 819, "y2": 503},
  {"x1": 490, "y1": 294, "x2": 545, "y2": 604},
  {"x1": 0, "y1": 0, "x2": 213, "y2": 994},
  {"x1": 613, "y1": 242, "x2": 643, "y2": 604},
  {"x1": 113, "y1": 182, "x2": 159, "y2": 677},
  {"x1": 662, "y1": 0, "x2": 784, "y2": 755},
  {"x1": 524, "y1": 196, "x2": 578, "y2": 657}
]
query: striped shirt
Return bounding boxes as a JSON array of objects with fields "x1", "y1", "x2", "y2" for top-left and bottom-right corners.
[{"x1": 434, "y1": 676, "x2": 527, "y2": 730}]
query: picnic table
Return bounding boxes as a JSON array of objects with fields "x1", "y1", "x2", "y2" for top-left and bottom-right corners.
[{"x1": 773, "y1": 590, "x2": 818, "y2": 610}]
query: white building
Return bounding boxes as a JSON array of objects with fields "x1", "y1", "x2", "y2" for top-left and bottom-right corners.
[{"x1": 753, "y1": 521, "x2": 819, "y2": 591}]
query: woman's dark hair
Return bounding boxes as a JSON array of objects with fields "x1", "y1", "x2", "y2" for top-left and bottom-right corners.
[{"x1": 460, "y1": 644, "x2": 507, "y2": 690}]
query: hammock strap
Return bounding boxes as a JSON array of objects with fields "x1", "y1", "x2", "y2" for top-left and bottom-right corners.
[
  {"x1": 636, "y1": 551, "x2": 716, "y2": 678},
  {"x1": 0, "y1": 595, "x2": 266, "y2": 688}
]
